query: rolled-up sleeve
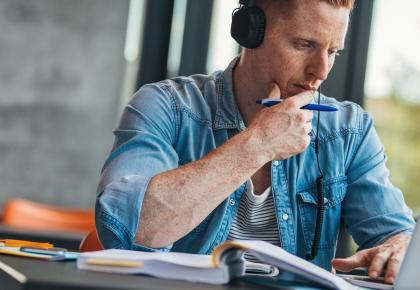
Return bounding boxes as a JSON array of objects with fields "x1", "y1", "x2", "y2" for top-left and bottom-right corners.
[
  {"x1": 95, "y1": 83, "x2": 178, "y2": 251},
  {"x1": 343, "y1": 111, "x2": 415, "y2": 250}
]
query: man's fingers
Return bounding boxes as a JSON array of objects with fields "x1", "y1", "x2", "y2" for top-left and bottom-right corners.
[
  {"x1": 384, "y1": 251, "x2": 405, "y2": 284},
  {"x1": 368, "y1": 248, "x2": 393, "y2": 279},
  {"x1": 332, "y1": 234, "x2": 410, "y2": 285},
  {"x1": 331, "y1": 250, "x2": 371, "y2": 272},
  {"x1": 266, "y1": 83, "x2": 281, "y2": 99},
  {"x1": 284, "y1": 90, "x2": 314, "y2": 109}
]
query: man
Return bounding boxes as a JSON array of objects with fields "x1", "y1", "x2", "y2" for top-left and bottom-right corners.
[{"x1": 95, "y1": 0, "x2": 415, "y2": 285}]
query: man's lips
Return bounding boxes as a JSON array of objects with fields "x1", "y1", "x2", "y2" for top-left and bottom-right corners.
[
  {"x1": 282, "y1": 84, "x2": 317, "y2": 97},
  {"x1": 294, "y1": 84, "x2": 316, "y2": 92}
]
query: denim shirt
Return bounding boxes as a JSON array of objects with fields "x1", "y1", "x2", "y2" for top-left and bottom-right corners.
[{"x1": 96, "y1": 58, "x2": 415, "y2": 270}]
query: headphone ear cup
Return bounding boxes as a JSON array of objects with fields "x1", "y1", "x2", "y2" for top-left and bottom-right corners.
[{"x1": 231, "y1": 6, "x2": 266, "y2": 49}]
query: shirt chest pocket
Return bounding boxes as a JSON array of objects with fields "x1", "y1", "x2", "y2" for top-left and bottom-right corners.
[{"x1": 297, "y1": 179, "x2": 347, "y2": 252}]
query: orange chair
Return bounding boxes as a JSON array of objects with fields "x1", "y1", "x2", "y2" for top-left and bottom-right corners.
[
  {"x1": 79, "y1": 230, "x2": 104, "y2": 252},
  {"x1": 0, "y1": 198, "x2": 95, "y2": 233}
]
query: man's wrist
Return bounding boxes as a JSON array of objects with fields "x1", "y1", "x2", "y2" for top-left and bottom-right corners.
[{"x1": 237, "y1": 128, "x2": 272, "y2": 167}]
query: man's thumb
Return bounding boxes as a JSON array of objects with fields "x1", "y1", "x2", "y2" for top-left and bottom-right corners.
[
  {"x1": 331, "y1": 257, "x2": 356, "y2": 272},
  {"x1": 331, "y1": 252, "x2": 366, "y2": 272}
]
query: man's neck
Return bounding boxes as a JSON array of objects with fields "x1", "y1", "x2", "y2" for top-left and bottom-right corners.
[{"x1": 232, "y1": 55, "x2": 264, "y2": 127}]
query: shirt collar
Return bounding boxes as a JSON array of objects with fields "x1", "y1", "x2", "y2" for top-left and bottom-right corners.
[{"x1": 214, "y1": 57, "x2": 246, "y2": 131}]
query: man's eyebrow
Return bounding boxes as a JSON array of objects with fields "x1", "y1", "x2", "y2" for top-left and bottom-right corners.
[
  {"x1": 291, "y1": 35, "x2": 345, "y2": 50},
  {"x1": 292, "y1": 36, "x2": 317, "y2": 43}
]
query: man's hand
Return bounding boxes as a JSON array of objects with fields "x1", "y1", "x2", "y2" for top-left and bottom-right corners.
[
  {"x1": 331, "y1": 233, "x2": 411, "y2": 284},
  {"x1": 248, "y1": 83, "x2": 314, "y2": 161}
]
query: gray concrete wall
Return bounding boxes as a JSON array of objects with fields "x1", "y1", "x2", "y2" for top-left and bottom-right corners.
[{"x1": 0, "y1": 0, "x2": 129, "y2": 208}]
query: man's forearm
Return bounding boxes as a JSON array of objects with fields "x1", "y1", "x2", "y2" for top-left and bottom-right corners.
[{"x1": 135, "y1": 129, "x2": 267, "y2": 248}]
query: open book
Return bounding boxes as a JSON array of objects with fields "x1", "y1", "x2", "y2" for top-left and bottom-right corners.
[{"x1": 77, "y1": 240, "x2": 356, "y2": 289}]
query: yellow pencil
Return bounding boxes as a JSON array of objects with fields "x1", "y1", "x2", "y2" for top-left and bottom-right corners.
[{"x1": 0, "y1": 239, "x2": 54, "y2": 249}]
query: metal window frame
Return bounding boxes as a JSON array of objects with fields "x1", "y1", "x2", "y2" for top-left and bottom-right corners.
[{"x1": 135, "y1": 0, "x2": 175, "y2": 89}]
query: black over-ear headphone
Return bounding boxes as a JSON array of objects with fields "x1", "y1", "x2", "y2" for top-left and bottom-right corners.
[{"x1": 231, "y1": 0, "x2": 266, "y2": 49}]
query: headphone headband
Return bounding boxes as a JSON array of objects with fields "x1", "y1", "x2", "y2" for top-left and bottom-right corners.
[{"x1": 239, "y1": 0, "x2": 253, "y2": 6}]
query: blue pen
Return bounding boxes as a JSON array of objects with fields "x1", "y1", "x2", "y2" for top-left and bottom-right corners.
[{"x1": 256, "y1": 98, "x2": 338, "y2": 112}]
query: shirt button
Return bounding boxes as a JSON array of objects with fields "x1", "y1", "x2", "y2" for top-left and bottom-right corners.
[
  {"x1": 282, "y1": 213, "x2": 289, "y2": 221},
  {"x1": 229, "y1": 199, "x2": 235, "y2": 206},
  {"x1": 324, "y1": 198, "x2": 329, "y2": 204},
  {"x1": 273, "y1": 160, "x2": 279, "y2": 166}
]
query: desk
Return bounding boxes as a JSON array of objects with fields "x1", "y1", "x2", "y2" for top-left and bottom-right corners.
[
  {"x1": 0, "y1": 225, "x2": 84, "y2": 251},
  {"x1": 0, "y1": 255, "x2": 324, "y2": 290}
]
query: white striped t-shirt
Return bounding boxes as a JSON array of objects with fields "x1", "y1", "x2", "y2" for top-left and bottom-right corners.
[{"x1": 226, "y1": 179, "x2": 280, "y2": 263}]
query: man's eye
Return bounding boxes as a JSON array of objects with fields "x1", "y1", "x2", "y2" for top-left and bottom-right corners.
[
  {"x1": 295, "y1": 41, "x2": 313, "y2": 49},
  {"x1": 300, "y1": 43, "x2": 311, "y2": 48}
]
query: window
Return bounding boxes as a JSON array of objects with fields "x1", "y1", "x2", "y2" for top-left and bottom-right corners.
[
  {"x1": 167, "y1": 0, "x2": 188, "y2": 77},
  {"x1": 364, "y1": 1, "x2": 420, "y2": 215},
  {"x1": 206, "y1": 0, "x2": 239, "y2": 73}
]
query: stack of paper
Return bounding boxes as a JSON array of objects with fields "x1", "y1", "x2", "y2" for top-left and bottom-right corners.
[
  {"x1": 78, "y1": 249, "x2": 232, "y2": 284},
  {"x1": 0, "y1": 239, "x2": 78, "y2": 261}
]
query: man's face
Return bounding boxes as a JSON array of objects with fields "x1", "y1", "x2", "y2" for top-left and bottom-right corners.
[{"x1": 251, "y1": 0, "x2": 350, "y2": 98}]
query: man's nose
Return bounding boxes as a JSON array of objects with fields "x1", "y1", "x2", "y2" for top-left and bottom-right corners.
[{"x1": 306, "y1": 51, "x2": 330, "y2": 81}]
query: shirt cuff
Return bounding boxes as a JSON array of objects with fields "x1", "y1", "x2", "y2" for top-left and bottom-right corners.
[{"x1": 96, "y1": 175, "x2": 153, "y2": 249}]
